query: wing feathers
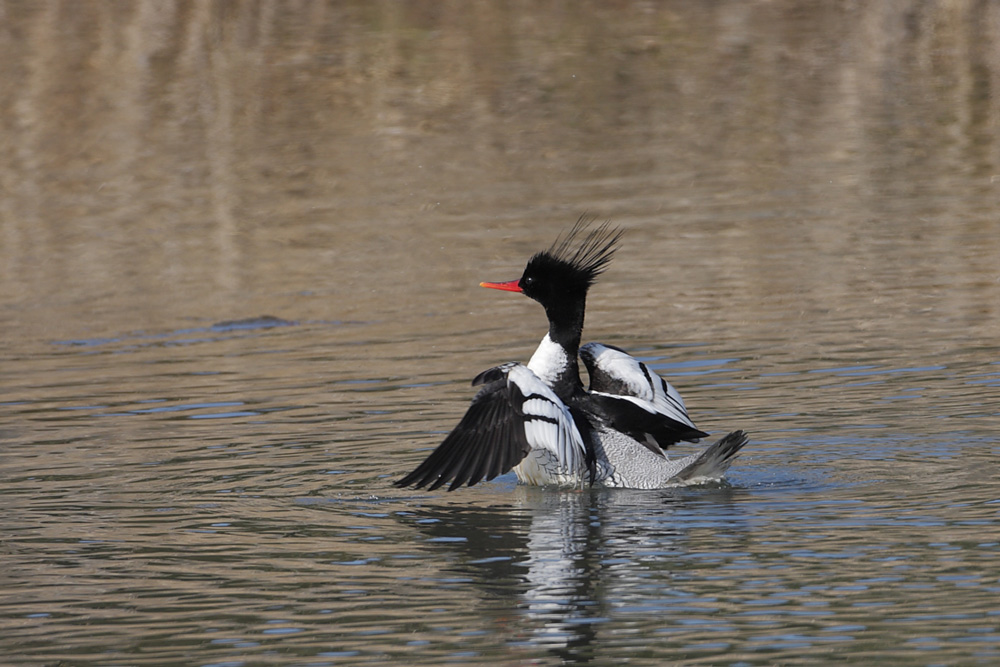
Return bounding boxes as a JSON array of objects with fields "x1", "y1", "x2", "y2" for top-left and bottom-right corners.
[
  {"x1": 588, "y1": 392, "x2": 708, "y2": 454},
  {"x1": 580, "y1": 342, "x2": 707, "y2": 453},
  {"x1": 396, "y1": 363, "x2": 586, "y2": 491}
]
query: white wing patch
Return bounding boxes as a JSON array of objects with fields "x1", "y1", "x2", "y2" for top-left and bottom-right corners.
[
  {"x1": 581, "y1": 342, "x2": 698, "y2": 430},
  {"x1": 587, "y1": 345, "x2": 652, "y2": 397},
  {"x1": 507, "y1": 364, "x2": 588, "y2": 482},
  {"x1": 522, "y1": 397, "x2": 563, "y2": 421}
]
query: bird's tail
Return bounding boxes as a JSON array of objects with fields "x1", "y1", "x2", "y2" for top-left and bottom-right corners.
[{"x1": 668, "y1": 430, "x2": 748, "y2": 483}]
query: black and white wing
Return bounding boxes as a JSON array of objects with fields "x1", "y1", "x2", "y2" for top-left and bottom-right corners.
[
  {"x1": 395, "y1": 362, "x2": 588, "y2": 491},
  {"x1": 579, "y1": 342, "x2": 708, "y2": 455}
]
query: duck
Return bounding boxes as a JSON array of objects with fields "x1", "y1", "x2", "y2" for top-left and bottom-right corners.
[{"x1": 396, "y1": 219, "x2": 747, "y2": 491}]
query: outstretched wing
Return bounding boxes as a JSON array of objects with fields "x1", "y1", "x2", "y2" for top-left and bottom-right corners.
[
  {"x1": 395, "y1": 362, "x2": 587, "y2": 491},
  {"x1": 580, "y1": 342, "x2": 708, "y2": 455}
]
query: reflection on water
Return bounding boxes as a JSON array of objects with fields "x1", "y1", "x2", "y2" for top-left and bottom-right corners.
[
  {"x1": 1, "y1": 1, "x2": 999, "y2": 665},
  {"x1": 402, "y1": 487, "x2": 748, "y2": 663},
  {"x1": 395, "y1": 479, "x2": 1000, "y2": 664}
]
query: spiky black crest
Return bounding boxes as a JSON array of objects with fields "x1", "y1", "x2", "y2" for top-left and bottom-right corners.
[
  {"x1": 508, "y1": 216, "x2": 625, "y2": 360},
  {"x1": 530, "y1": 216, "x2": 624, "y2": 291}
]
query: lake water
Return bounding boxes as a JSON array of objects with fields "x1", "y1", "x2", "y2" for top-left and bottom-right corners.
[{"x1": 2, "y1": 2, "x2": 999, "y2": 665}]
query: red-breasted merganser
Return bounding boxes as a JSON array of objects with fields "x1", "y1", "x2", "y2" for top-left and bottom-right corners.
[{"x1": 396, "y1": 220, "x2": 748, "y2": 491}]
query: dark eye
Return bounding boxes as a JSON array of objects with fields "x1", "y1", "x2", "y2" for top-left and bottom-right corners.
[{"x1": 522, "y1": 276, "x2": 534, "y2": 286}]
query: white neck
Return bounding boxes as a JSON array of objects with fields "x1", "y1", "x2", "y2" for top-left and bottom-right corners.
[{"x1": 527, "y1": 334, "x2": 572, "y2": 387}]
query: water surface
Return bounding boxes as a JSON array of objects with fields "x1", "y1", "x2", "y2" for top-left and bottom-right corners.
[{"x1": 2, "y1": 2, "x2": 999, "y2": 665}]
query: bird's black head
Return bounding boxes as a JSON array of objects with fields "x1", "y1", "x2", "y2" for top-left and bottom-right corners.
[
  {"x1": 480, "y1": 219, "x2": 623, "y2": 355},
  {"x1": 520, "y1": 219, "x2": 623, "y2": 305},
  {"x1": 482, "y1": 218, "x2": 623, "y2": 308},
  {"x1": 477, "y1": 218, "x2": 622, "y2": 370}
]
